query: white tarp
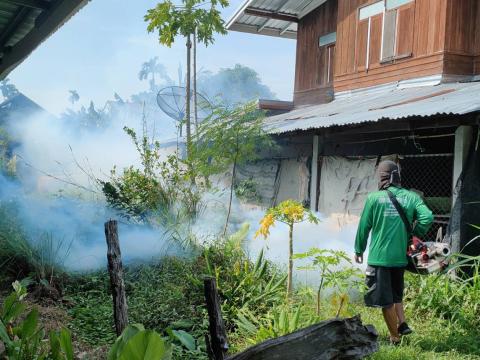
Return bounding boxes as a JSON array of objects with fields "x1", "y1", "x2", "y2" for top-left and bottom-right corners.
[
  {"x1": 319, "y1": 156, "x2": 397, "y2": 218},
  {"x1": 276, "y1": 158, "x2": 310, "y2": 205}
]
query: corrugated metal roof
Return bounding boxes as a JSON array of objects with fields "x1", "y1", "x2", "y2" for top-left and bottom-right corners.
[
  {"x1": 226, "y1": 0, "x2": 327, "y2": 39},
  {"x1": 0, "y1": 0, "x2": 89, "y2": 79},
  {"x1": 265, "y1": 81, "x2": 480, "y2": 134}
]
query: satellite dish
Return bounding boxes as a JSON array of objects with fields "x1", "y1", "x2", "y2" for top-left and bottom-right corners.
[{"x1": 156, "y1": 86, "x2": 212, "y2": 126}]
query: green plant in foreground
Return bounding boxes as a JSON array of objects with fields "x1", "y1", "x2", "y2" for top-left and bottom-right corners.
[
  {"x1": 294, "y1": 248, "x2": 363, "y2": 316},
  {"x1": 0, "y1": 281, "x2": 73, "y2": 360},
  {"x1": 255, "y1": 200, "x2": 319, "y2": 297},
  {"x1": 108, "y1": 324, "x2": 172, "y2": 360},
  {"x1": 203, "y1": 224, "x2": 287, "y2": 326}
]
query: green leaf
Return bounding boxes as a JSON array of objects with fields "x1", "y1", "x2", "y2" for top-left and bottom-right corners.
[
  {"x1": 118, "y1": 330, "x2": 172, "y2": 360},
  {"x1": 49, "y1": 331, "x2": 61, "y2": 360},
  {"x1": 171, "y1": 329, "x2": 196, "y2": 351},
  {"x1": 108, "y1": 324, "x2": 145, "y2": 360},
  {"x1": 0, "y1": 321, "x2": 12, "y2": 346},
  {"x1": 59, "y1": 328, "x2": 74, "y2": 360},
  {"x1": 20, "y1": 308, "x2": 39, "y2": 338}
]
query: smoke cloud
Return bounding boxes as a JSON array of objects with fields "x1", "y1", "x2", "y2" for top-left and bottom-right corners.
[{"x1": 0, "y1": 63, "x2": 360, "y2": 275}]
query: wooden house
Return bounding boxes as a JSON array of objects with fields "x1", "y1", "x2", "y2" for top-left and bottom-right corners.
[{"x1": 227, "y1": 0, "x2": 480, "y2": 255}]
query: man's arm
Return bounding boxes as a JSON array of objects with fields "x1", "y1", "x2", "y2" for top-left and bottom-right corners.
[
  {"x1": 355, "y1": 196, "x2": 373, "y2": 257},
  {"x1": 412, "y1": 195, "x2": 434, "y2": 237}
]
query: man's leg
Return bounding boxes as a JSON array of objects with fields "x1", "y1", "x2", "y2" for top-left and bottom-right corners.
[
  {"x1": 382, "y1": 305, "x2": 400, "y2": 342},
  {"x1": 395, "y1": 302, "x2": 406, "y2": 325}
]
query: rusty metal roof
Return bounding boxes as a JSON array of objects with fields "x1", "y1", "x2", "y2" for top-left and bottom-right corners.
[
  {"x1": 265, "y1": 80, "x2": 480, "y2": 134},
  {"x1": 0, "y1": 0, "x2": 89, "y2": 79},
  {"x1": 226, "y1": 0, "x2": 328, "y2": 39}
]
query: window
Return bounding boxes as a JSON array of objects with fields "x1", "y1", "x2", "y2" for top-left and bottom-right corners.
[
  {"x1": 319, "y1": 32, "x2": 336, "y2": 84},
  {"x1": 356, "y1": 0, "x2": 415, "y2": 70},
  {"x1": 319, "y1": 32, "x2": 336, "y2": 47},
  {"x1": 382, "y1": 0, "x2": 415, "y2": 62}
]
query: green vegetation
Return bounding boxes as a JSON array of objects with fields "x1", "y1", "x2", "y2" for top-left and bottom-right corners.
[
  {"x1": 0, "y1": 281, "x2": 74, "y2": 360},
  {"x1": 255, "y1": 200, "x2": 319, "y2": 297},
  {"x1": 145, "y1": 0, "x2": 230, "y2": 152},
  {"x1": 1, "y1": 217, "x2": 480, "y2": 359}
]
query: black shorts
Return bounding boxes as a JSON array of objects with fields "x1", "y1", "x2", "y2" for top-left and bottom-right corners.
[{"x1": 364, "y1": 265, "x2": 405, "y2": 308}]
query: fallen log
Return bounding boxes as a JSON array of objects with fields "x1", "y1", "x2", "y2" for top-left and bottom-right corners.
[{"x1": 227, "y1": 316, "x2": 378, "y2": 360}]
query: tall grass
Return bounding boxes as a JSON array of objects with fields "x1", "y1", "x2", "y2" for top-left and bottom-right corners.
[
  {"x1": 405, "y1": 254, "x2": 480, "y2": 330},
  {"x1": 0, "y1": 203, "x2": 70, "y2": 288}
]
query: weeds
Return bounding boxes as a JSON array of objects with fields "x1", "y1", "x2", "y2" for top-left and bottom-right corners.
[{"x1": 0, "y1": 203, "x2": 69, "y2": 290}]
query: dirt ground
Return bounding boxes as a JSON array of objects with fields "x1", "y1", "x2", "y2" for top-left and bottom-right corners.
[{"x1": 0, "y1": 294, "x2": 108, "y2": 360}]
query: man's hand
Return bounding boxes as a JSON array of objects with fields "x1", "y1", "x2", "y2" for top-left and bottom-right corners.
[{"x1": 354, "y1": 254, "x2": 363, "y2": 264}]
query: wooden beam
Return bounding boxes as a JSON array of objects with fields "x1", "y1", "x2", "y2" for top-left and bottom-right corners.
[
  {"x1": 228, "y1": 23, "x2": 297, "y2": 40},
  {"x1": 257, "y1": 0, "x2": 292, "y2": 32},
  {"x1": 280, "y1": 22, "x2": 293, "y2": 35},
  {"x1": 3, "y1": 0, "x2": 51, "y2": 10},
  {"x1": 0, "y1": 7, "x2": 31, "y2": 48},
  {"x1": 0, "y1": 0, "x2": 88, "y2": 79},
  {"x1": 310, "y1": 135, "x2": 319, "y2": 212},
  {"x1": 244, "y1": 7, "x2": 298, "y2": 23}
]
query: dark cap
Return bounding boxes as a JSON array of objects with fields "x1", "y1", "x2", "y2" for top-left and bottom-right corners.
[{"x1": 377, "y1": 160, "x2": 401, "y2": 190}]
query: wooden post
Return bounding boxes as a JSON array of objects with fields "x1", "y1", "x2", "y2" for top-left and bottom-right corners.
[
  {"x1": 204, "y1": 277, "x2": 228, "y2": 360},
  {"x1": 104, "y1": 220, "x2": 128, "y2": 336},
  {"x1": 310, "y1": 135, "x2": 319, "y2": 212}
]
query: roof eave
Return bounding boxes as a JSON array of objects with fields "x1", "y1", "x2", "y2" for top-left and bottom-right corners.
[{"x1": 0, "y1": 0, "x2": 89, "y2": 80}]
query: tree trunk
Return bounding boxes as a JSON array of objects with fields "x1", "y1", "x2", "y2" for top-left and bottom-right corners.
[
  {"x1": 104, "y1": 220, "x2": 128, "y2": 336},
  {"x1": 226, "y1": 316, "x2": 378, "y2": 360},
  {"x1": 185, "y1": 34, "x2": 192, "y2": 152},
  {"x1": 204, "y1": 277, "x2": 229, "y2": 360},
  {"x1": 193, "y1": 28, "x2": 199, "y2": 133},
  {"x1": 287, "y1": 223, "x2": 294, "y2": 297},
  {"x1": 316, "y1": 277, "x2": 324, "y2": 316},
  {"x1": 223, "y1": 160, "x2": 237, "y2": 236}
]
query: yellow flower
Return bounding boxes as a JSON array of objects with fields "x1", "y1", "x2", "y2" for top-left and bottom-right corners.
[
  {"x1": 281, "y1": 202, "x2": 305, "y2": 223},
  {"x1": 255, "y1": 213, "x2": 275, "y2": 239}
]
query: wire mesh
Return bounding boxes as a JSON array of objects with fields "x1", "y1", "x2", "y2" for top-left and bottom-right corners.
[{"x1": 400, "y1": 154, "x2": 453, "y2": 242}]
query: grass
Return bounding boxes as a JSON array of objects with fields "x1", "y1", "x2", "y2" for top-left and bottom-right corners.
[
  {"x1": 360, "y1": 308, "x2": 480, "y2": 360},
  {"x1": 1, "y1": 214, "x2": 479, "y2": 360},
  {"x1": 63, "y1": 257, "x2": 209, "y2": 359},
  {"x1": 59, "y1": 255, "x2": 480, "y2": 360}
]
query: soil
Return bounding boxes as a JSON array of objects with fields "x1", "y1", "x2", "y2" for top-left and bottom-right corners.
[{"x1": 0, "y1": 294, "x2": 109, "y2": 360}]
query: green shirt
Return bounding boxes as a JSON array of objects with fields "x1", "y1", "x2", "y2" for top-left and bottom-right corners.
[{"x1": 354, "y1": 186, "x2": 434, "y2": 267}]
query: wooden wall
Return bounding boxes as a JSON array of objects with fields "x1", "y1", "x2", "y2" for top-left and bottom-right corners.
[
  {"x1": 443, "y1": 0, "x2": 479, "y2": 76},
  {"x1": 294, "y1": 0, "x2": 338, "y2": 106},
  {"x1": 334, "y1": 0, "x2": 448, "y2": 92},
  {"x1": 477, "y1": 2, "x2": 480, "y2": 75}
]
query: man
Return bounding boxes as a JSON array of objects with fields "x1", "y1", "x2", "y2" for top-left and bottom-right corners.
[{"x1": 354, "y1": 160, "x2": 433, "y2": 344}]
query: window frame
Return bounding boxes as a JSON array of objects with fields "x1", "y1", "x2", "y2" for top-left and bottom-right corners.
[{"x1": 356, "y1": 0, "x2": 415, "y2": 71}]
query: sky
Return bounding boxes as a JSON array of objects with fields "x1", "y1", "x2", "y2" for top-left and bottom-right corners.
[{"x1": 8, "y1": 0, "x2": 296, "y2": 116}]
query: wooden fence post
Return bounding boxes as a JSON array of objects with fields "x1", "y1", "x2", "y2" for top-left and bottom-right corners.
[
  {"x1": 105, "y1": 219, "x2": 128, "y2": 336},
  {"x1": 204, "y1": 277, "x2": 228, "y2": 360}
]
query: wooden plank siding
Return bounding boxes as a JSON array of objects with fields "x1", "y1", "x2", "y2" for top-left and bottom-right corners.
[
  {"x1": 334, "y1": 0, "x2": 450, "y2": 92},
  {"x1": 443, "y1": 0, "x2": 480, "y2": 76},
  {"x1": 294, "y1": 0, "x2": 338, "y2": 106},
  {"x1": 476, "y1": 1, "x2": 480, "y2": 74},
  {"x1": 291, "y1": 0, "x2": 479, "y2": 104}
]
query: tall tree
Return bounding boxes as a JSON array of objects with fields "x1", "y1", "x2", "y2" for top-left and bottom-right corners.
[
  {"x1": 68, "y1": 90, "x2": 80, "y2": 106},
  {"x1": 139, "y1": 57, "x2": 170, "y2": 91},
  {"x1": 0, "y1": 79, "x2": 19, "y2": 101},
  {"x1": 193, "y1": 102, "x2": 272, "y2": 235},
  {"x1": 145, "y1": 0, "x2": 229, "y2": 154}
]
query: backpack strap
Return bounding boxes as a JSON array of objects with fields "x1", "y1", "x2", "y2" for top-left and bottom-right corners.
[{"x1": 386, "y1": 189, "x2": 413, "y2": 235}]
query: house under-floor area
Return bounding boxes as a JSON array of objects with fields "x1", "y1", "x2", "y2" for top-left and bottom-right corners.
[{"x1": 239, "y1": 80, "x2": 480, "y2": 256}]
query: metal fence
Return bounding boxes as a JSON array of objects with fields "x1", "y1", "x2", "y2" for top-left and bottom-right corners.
[{"x1": 400, "y1": 154, "x2": 453, "y2": 242}]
